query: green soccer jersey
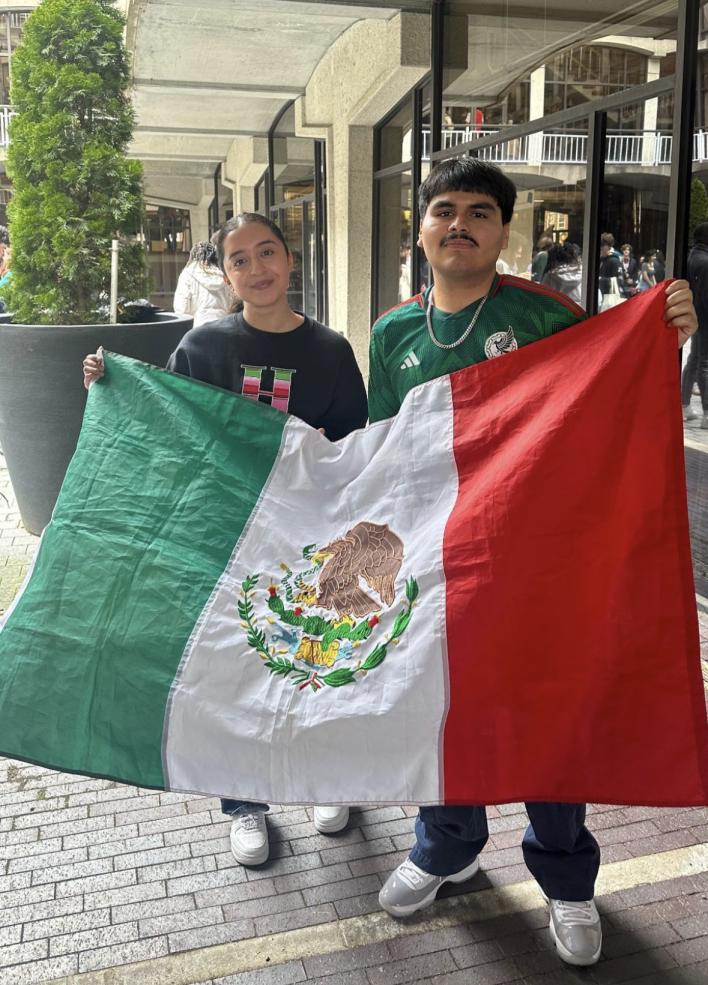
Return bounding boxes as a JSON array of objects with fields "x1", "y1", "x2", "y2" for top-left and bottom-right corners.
[{"x1": 368, "y1": 274, "x2": 586, "y2": 423}]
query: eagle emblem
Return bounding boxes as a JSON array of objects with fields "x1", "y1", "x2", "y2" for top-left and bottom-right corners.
[
  {"x1": 484, "y1": 326, "x2": 518, "y2": 359},
  {"x1": 237, "y1": 522, "x2": 418, "y2": 694},
  {"x1": 315, "y1": 522, "x2": 404, "y2": 618}
]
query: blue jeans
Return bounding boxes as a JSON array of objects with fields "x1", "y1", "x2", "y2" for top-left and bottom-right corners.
[
  {"x1": 221, "y1": 800, "x2": 269, "y2": 816},
  {"x1": 410, "y1": 803, "x2": 600, "y2": 902}
]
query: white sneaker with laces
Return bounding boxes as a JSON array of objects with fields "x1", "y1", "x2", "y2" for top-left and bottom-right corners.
[
  {"x1": 547, "y1": 897, "x2": 602, "y2": 966},
  {"x1": 379, "y1": 856, "x2": 480, "y2": 917},
  {"x1": 229, "y1": 811, "x2": 269, "y2": 866},
  {"x1": 313, "y1": 805, "x2": 350, "y2": 833}
]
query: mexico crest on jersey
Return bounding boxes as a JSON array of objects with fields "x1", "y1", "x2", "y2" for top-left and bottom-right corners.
[{"x1": 484, "y1": 326, "x2": 518, "y2": 359}]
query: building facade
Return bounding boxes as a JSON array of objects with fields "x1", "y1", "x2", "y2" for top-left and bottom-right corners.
[{"x1": 0, "y1": 0, "x2": 705, "y2": 374}]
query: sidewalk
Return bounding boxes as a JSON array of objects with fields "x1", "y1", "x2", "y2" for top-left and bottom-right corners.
[{"x1": 1, "y1": 452, "x2": 708, "y2": 985}]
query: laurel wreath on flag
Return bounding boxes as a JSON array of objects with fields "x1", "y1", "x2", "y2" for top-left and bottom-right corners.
[{"x1": 237, "y1": 574, "x2": 419, "y2": 693}]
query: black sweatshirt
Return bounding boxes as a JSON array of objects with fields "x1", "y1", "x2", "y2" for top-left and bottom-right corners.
[{"x1": 166, "y1": 312, "x2": 368, "y2": 441}]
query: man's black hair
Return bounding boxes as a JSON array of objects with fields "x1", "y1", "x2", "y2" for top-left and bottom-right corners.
[
  {"x1": 215, "y1": 213, "x2": 290, "y2": 273},
  {"x1": 694, "y1": 222, "x2": 708, "y2": 246},
  {"x1": 418, "y1": 157, "x2": 516, "y2": 226}
]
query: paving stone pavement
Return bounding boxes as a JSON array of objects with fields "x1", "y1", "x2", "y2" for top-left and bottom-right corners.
[{"x1": 1, "y1": 457, "x2": 708, "y2": 985}]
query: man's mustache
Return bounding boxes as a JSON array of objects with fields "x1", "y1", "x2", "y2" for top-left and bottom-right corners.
[{"x1": 441, "y1": 233, "x2": 477, "y2": 247}]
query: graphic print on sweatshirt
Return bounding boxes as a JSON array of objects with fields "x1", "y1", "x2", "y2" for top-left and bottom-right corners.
[{"x1": 241, "y1": 365, "x2": 296, "y2": 413}]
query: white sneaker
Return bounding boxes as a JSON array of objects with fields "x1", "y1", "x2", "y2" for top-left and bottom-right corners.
[
  {"x1": 379, "y1": 856, "x2": 480, "y2": 917},
  {"x1": 683, "y1": 404, "x2": 698, "y2": 422},
  {"x1": 547, "y1": 898, "x2": 602, "y2": 966},
  {"x1": 313, "y1": 805, "x2": 350, "y2": 833},
  {"x1": 229, "y1": 811, "x2": 269, "y2": 866}
]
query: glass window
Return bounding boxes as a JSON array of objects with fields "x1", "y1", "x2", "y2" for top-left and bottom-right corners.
[
  {"x1": 378, "y1": 99, "x2": 415, "y2": 171},
  {"x1": 272, "y1": 103, "x2": 315, "y2": 208},
  {"x1": 597, "y1": 96, "x2": 671, "y2": 316},
  {"x1": 545, "y1": 47, "x2": 647, "y2": 129},
  {"x1": 442, "y1": 2, "x2": 678, "y2": 152},
  {"x1": 374, "y1": 172, "x2": 413, "y2": 318},
  {"x1": 685, "y1": 1, "x2": 708, "y2": 599},
  {"x1": 267, "y1": 104, "x2": 326, "y2": 320},
  {"x1": 144, "y1": 205, "x2": 192, "y2": 310}
]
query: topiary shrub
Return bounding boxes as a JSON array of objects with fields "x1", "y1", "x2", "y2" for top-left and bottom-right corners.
[
  {"x1": 689, "y1": 178, "x2": 708, "y2": 245},
  {"x1": 5, "y1": 0, "x2": 148, "y2": 324}
]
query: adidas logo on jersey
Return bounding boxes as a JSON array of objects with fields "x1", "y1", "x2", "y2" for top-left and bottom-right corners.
[{"x1": 400, "y1": 350, "x2": 421, "y2": 370}]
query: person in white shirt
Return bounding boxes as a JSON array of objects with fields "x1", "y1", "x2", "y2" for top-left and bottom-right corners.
[{"x1": 173, "y1": 240, "x2": 235, "y2": 326}]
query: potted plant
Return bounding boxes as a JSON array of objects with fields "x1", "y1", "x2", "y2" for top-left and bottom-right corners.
[{"x1": 0, "y1": 0, "x2": 192, "y2": 534}]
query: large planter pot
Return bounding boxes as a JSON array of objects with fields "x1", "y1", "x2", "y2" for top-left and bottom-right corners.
[{"x1": 0, "y1": 313, "x2": 193, "y2": 534}]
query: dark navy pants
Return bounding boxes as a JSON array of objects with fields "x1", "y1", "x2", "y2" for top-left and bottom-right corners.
[
  {"x1": 221, "y1": 799, "x2": 269, "y2": 816},
  {"x1": 410, "y1": 803, "x2": 600, "y2": 901}
]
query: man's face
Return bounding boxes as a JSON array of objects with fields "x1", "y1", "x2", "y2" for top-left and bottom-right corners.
[{"x1": 418, "y1": 190, "x2": 510, "y2": 283}]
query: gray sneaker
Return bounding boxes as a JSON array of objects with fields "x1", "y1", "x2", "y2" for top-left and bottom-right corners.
[
  {"x1": 379, "y1": 856, "x2": 480, "y2": 917},
  {"x1": 548, "y1": 898, "x2": 602, "y2": 966},
  {"x1": 683, "y1": 405, "x2": 698, "y2": 422},
  {"x1": 701, "y1": 415, "x2": 708, "y2": 430}
]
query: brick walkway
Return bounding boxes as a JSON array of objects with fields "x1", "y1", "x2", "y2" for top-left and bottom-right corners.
[{"x1": 1, "y1": 455, "x2": 708, "y2": 985}]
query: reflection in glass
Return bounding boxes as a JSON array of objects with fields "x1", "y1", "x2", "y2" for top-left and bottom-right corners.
[
  {"x1": 484, "y1": 128, "x2": 589, "y2": 300},
  {"x1": 272, "y1": 104, "x2": 315, "y2": 208},
  {"x1": 600, "y1": 96, "x2": 672, "y2": 310},
  {"x1": 375, "y1": 172, "x2": 413, "y2": 317},
  {"x1": 379, "y1": 100, "x2": 415, "y2": 171},
  {"x1": 441, "y1": 3, "x2": 678, "y2": 156},
  {"x1": 144, "y1": 205, "x2": 192, "y2": 309}
]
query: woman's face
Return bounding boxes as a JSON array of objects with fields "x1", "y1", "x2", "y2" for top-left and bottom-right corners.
[{"x1": 221, "y1": 222, "x2": 292, "y2": 308}]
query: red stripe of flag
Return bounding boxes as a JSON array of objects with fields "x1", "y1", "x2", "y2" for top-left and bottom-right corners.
[{"x1": 441, "y1": 286, "x2": 708, "y2": 807}]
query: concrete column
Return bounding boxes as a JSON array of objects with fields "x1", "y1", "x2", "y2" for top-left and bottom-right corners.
[
  {"x1": 643, "y1": 57, "x2": 661, "y2": 166},
  {"x1": 223, "y1": 136, "x2": 268, "y2": 215},
  {"x1": 296, "y1": 11, "x2": 430, "y2": 376},
  {"x1": 189, "y1": 193, "x2": 212, "y2": 245},
  {"x1": 527, "y1": 66, "x2": 545, "y2": 166}
]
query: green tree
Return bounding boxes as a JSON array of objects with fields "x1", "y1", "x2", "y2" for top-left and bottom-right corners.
[
  {"x1": 689, "y1": 178, "x2": 708, "y2": 245},
  {"x1": 5, "y1": 0, "x2": 147, "y2": 324}
]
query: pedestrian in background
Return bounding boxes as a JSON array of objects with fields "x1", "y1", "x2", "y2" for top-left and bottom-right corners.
[
  {"x1": 173, "y1": 240, "x2": 235, "y2": 327},
  {"x1": 599, "y1": 240, "x2": 623, "y2": 310},
  {"x1": 541, "y1": 241, "x2": 582, "y2": 304},
  {"x1": 681, "y1": 223, "x2": 708, "y2": 427},
  {"x1": 620, "y1": 243, "x2": 639, "y2": 298}
]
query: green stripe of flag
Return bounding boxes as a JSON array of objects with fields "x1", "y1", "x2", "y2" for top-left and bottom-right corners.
[{"x1": 0, "y1": 352, "x2": 287, "y2": 787}]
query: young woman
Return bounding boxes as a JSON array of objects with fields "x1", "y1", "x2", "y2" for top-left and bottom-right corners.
[
  {"x1": 640, "y1": 251, "x2": 658, "y2": 292},
  {"x1": 83, "y1": 213, "x2": 367, "y2": 867}
]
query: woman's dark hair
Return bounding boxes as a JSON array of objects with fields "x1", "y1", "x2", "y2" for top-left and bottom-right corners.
[
  {"x1": 418, "y1": 157, "x2": 517, "y2": 225},
  {"x1": 189, "y1": 241, "x2": 219, "y2": 267},
  {"x1": 214, "y1": 213, "x2": 290, "y2": 273},
  {"x1": 545, "y1": 241, "x2": 580, "y2": 273}
]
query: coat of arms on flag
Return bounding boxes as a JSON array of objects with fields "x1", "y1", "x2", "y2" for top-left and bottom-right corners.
[{"x1": 239, "y1": 524, "x2": 419, "y2": 694}]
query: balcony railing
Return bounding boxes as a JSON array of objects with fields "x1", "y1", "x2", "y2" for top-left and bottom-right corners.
[
  {"x1": 0, "y1": 106, "x2": 706, "y2": 170},
  {"x1": 0, "y1": 106, "x2": 14, "y2": 147},
  {"x1": 422, "y1": 125, "x2": 708, "y2": 167}
]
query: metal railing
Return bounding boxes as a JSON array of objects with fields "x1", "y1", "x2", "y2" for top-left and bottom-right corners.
[
  {"x1": 0, "y1": 106, "x2": 13, "y2": 147},
  {"x1": 422, "y1": 125, "x2": 708, "y2": 167},
  {"x1": 1, "y1": 105, "x2": 706, "y2": 169}
]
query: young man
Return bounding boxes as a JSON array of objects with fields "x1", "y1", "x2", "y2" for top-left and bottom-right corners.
[{"x1": 368, "y1": 158, "x2": 697, "y2": 967}]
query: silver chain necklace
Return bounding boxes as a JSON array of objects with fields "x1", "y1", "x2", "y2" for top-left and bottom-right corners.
[{"x1": 425, "y1": 288, "x2": 490, "y2": 350}]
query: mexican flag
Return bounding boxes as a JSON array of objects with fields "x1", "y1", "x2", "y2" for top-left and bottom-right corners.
[{"x1": 1, "y1": 287, "x2": 707, "y2": 807}]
